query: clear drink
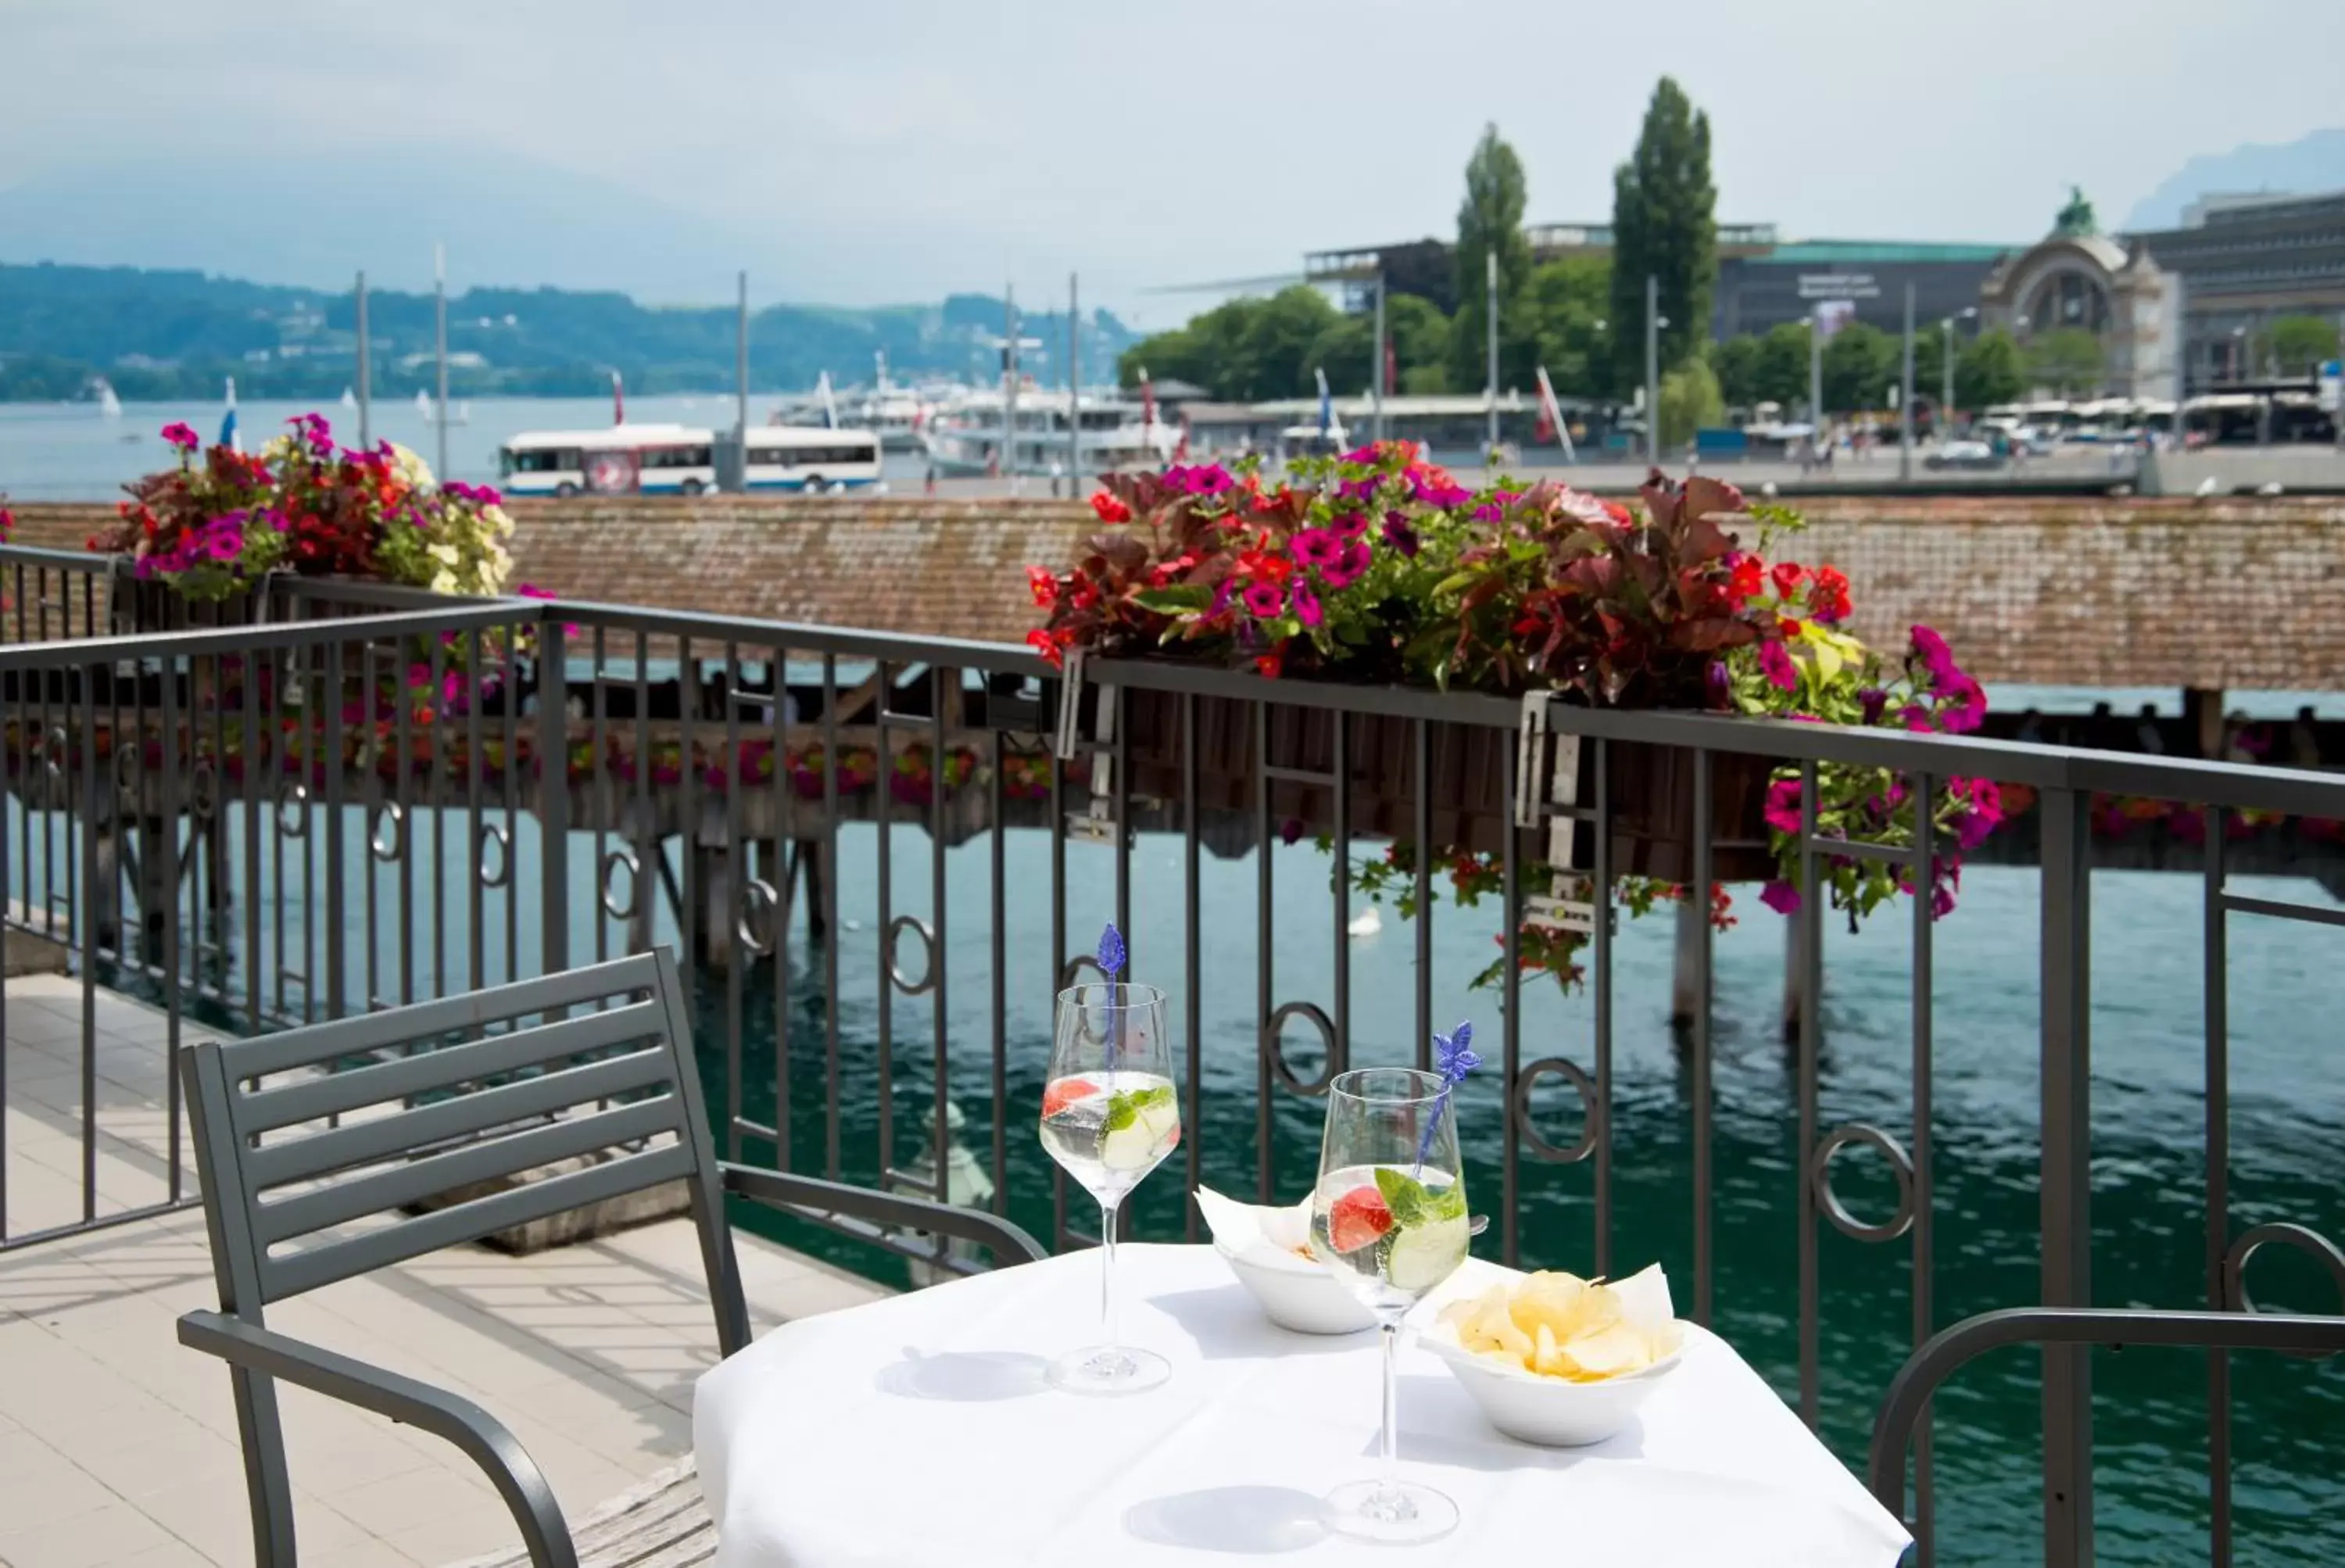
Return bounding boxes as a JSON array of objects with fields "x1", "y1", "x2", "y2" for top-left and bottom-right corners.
[
  {"x1": 1308, "y1": 1067, "x2": 1470, "y2": 1545},
  {"x1": 1038, "y1": 1069, "x2": 1180, "y2": 1201},
  {"x1": 1309, "y1": 1162, "x2": 1471, "y2": 1316},
  {"x1": 1040, "y1": 980, "x2": 1178, "y2": 1396}
]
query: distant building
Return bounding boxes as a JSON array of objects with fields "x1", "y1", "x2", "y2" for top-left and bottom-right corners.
[
  {"x1": 1713, "y1": 240, "x2": 2014, "y2": 338},
  {"x1": 1303, "y1": 224, "x2": 2014, "y2": 340},
  {"x1": 1978, "y1": 193, "x2": 2183, "y2": 400},
  {"x1": 2123, "y1": 188, "x2": 2345, "y2": 390}
]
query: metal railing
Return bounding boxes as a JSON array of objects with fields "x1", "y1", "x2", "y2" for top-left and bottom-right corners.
[{"x1": 3, "y1": 548, "x2": 2343, "y2": 1566}]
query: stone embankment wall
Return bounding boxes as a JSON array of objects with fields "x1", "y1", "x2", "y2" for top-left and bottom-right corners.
[{"x1": 9, "y1": 494, "x2": 2344, "y2": 690}]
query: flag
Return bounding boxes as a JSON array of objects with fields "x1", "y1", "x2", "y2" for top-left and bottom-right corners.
[
  {"x1": 219, "y1": 376, "x2": 240, "y2": 453},
  {"x1": 1384, "y1": 340, "x2": 1398, "y2": 398},
  {"x1": 816, "y1": 371, "x2": 838, "y2": 430},
  {"x1": 611, "y1": 369, "x2": 625, "y2": 426},
  {"x1": 1315, "y1": 367, "x2": 1332, "y2": 436}
]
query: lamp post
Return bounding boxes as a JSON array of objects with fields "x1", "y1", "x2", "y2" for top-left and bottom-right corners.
[
  {"x1": 1899, "y1": 282, "x2": 1916, "y2": 481},
  {"x1": 1371, "y1": 270, "x2": 1387, "y2": 444},
  {"x1": 1485, "y1": 251, "x2": 1500, "y2": 456},
  {"x1": 1808, "y1": 308, "x2": 1823, "y2": 445},
  {"x1": 1942, "y1": 306, "x2": 1977, "y2": 441},
  {"x1": 1644, "y1": 274, "x2": 1661, "y2": 464}
]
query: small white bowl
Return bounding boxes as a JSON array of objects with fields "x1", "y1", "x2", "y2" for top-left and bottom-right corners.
[
  {"x1": 1215, "y1": 1244, "x2": 1378, "y2": 1335},
  {"x1": 1422, "y1": 1333, "x2": 1684, "y2": 1447}
]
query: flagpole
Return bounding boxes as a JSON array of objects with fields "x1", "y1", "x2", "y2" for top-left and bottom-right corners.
[
  {"x1": 433, "y1": 242, "x2": 449, "y2": 482},
  {"x1": 1372, "y1": 270, "x2": 1387, "y2": 445},
  {"x1": 1004, "y1": 284, "x2": 1019, "y2": 495},
  {"x1": 1068, "y1": 271, "x2": 1081, "y2": 489},
  {"x1": 356, "y1": 270, "x2": 372, "y2": 451}
]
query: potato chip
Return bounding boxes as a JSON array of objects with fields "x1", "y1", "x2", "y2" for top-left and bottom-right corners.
[{"x1": 1436, "y1": 1266, "x2": 1681, "y2": 1382}]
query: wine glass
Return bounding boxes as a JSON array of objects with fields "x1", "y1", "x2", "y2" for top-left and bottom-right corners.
[
  {"x1": 1309, "y1": 1066, "x2": 1470, "y2": 1544},
  {"x1": 1039, "y1": 981, "x2": 1179, "y2": 1395}
]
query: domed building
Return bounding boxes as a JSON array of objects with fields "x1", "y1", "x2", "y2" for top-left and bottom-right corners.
[{"x1": 1978, "y1": 189, "x2": 2182, "y2": 399}]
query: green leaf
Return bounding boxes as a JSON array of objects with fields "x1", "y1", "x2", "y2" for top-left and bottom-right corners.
[
  {"x1": 1103, "y1": 1083, "x2": 1172, "y2": 1133},
  {"x1": 1131, "y1": 585, "x2": 1212, "y2": 614},
  {"x1": 1373, "y1": 1165, "x2": 1466, "y2": 1228}
]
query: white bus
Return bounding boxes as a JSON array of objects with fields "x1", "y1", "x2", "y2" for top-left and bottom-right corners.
[
  {"x1": 498, "y1": 424, "x2": 718, "y2": 497},
  {"x1": 745, "y1": 427, "x2": 883, "y2": 493}
]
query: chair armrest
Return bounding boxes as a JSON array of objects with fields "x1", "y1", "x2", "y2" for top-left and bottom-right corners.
[
  {"x1": 718, "y1": 1163, "x2": 1048, "y2": 1267},
  {"x1": 178, "y1": 1310, "x2": 579, "y2": 1568},
  {"x1": 1867, "y1": 1306, "x2": 2345, "y2": 1512}
]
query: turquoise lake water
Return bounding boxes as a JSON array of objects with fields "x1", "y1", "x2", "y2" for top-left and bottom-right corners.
[{"x1": 30, "y1": 798, "x2": 2327, "y2": 1566}]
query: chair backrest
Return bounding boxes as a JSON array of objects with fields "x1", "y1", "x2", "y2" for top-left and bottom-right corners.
[{"x1": 181, "y1": 949, "x2": 748, "y2": 1353}]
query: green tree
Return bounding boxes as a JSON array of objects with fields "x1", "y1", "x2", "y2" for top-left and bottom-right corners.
[
  {"x1": 1821, "y1": 322, "x2": 1898, "y2": 414},
  {"x1": 1387, "y1": 293, "x2": 1452, "y2": 395},
  {"x1": 1448, "y1": 124, "x2": 1532, "y2": 393},
  {"x1": 1657, "y1": 358, "x2": 1724, "y2": 448},
  {"x1": 1117, "y1": 286, "x2": 1344, "y2": 400},
  {"x1": 1609, "y1": 77, "x2": 1717, "y2": 391},
  {"x1": 1711, "y1": 335, "x2": 1760, "y2": 410},
  {"x1": 1956, "y1": 329, "x2": 2025, "y2": 407},
  {"x1": 1517, "y1": 255, "x2": 1612, "y2": 399},
  {"x1": 2264, "y1": 315, "x2": 2341, "y2": 376},
  {"x1": 2026, "y1": 328, "x2": 2103, "y2": 396},
  {"x1": 1753, "y1": 321, "x2": 1813, "y2": 410}
]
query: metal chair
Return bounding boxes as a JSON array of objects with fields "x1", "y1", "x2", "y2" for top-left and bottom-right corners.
[{"x1": 176, "y1": 949, "x2": 1045, "y2": 1567}]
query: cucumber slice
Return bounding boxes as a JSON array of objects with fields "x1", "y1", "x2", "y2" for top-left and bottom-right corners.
[{"x1": 1385, "y1": 1214, "x2": 1468, "y2": 1294}]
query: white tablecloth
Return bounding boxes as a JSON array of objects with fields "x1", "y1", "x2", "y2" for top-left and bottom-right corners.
[{"x1": 694, "y1": 1244, "x2": 1910, "y2": 1567}]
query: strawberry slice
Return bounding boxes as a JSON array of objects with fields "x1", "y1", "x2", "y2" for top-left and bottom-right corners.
[
  {"x1": 1042, "y1": 1078, "x2": 1102, "y2": 1119},
  {"x1": 1326, "y1": 1186, "x2": 1394, "y2": 1253}
]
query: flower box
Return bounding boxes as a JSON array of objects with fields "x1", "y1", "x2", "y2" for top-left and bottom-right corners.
[{"x1": 1115, "y1": 687, "x2": 1774, "y2": 882}]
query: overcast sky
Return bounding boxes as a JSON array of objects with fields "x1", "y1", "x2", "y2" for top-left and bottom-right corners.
[{"x1": 5, "y1": 0, "x2": 2342, "y2": 327}]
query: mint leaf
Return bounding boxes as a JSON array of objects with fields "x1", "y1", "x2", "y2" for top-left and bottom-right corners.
[
  {"x1": 1373, "y1": 1166, "x2": 1430, "y2": 1227},
  {"x1": 1102, "y1": 1083, "x2": 1170, "y2": 1133},
  {"x1": 1374, "y1": 1165, "x2": 1464, "y2": 1229}
]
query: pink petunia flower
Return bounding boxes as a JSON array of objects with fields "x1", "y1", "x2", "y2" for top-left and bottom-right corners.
[
  {"x1": 1290, "y1": 528, "x2": 1342, "y2": 569},
  {"x1": 1242, "y1": 581, "x2": 1285, "y2": 618},
  {"x1": 1292, "y1": 582, "x2": 1323, "y2": 628},
  {"x1": 1760, "y1": 639, "x2": 1798, "y2": 692},
  {"x1": 1763, "y1": 778, "x2": 1803, "y2": 835},
  {"x1": 1316, "y1": 540, "x2": 1372, "y2": 591},
  {"x1": 1760, "y1": 880, "x2": 1802, "y2": 915}
]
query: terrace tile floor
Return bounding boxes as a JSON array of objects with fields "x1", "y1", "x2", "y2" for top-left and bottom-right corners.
[{"x1": 0, "y1": 974, "x2": 890, "y2": 1566}]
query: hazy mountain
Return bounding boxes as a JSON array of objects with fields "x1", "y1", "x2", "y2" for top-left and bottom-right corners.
[
  {"x1": 0, "y1": 147, "x2": 770, "y2": 302},
  {"x1": 0, "y1": 262, "x2": 1137, "y2": 403},
  {"x1": 2123, "y1": 127, "x2": 2345, "y2": 231}
]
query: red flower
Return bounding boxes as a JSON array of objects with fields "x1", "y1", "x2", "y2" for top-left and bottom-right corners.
[
  {"x1": 1026, "y1": 566, "x2": 1059, "y2": 609},
  {"x1": 1726, "y1": 555, "x2": 1764, "y2": 607},
  {"x1": 1088, "y1": 492, "x2": 1133, "y2": 524},
  {"x1": 1808, "y1": 566, "x2": 1853, "y2": 625},
  {"x1": 1255, "y1": 643, "x2": 1285, "y2": 678},
  {"x1": 1025, "y1": 627, "x2": 1066, "y2": 668},
  {"x1": 1778, "y1": 616, "x2": 1804, "y2": 639},
  {"x1": 1770, "y1": 562, "x2": 1807, "y2": 599}
]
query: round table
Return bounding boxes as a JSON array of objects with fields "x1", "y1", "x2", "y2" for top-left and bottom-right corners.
[{"x1": 693, "y1": 1244, "x2": 1910, "y2": 1566}]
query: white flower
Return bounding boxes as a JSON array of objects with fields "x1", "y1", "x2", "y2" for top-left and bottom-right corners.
[
  {"x1": 388, "y1": 443, "x2": 432, "y2": 487},
  {"x1": 484, "y1": 504, "x2": 515, "y2": 538},
  {"x1": 426, "y1": 542, "x2": 460, "y2": 566},
  {"x1": 430, "y1": 569, "x2": 459, "y2": 595}
]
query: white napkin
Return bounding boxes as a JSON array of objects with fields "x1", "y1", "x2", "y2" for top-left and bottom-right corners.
[{"x1": 1193, "y1": 1184, "x2": 1316, "y2": 1270}]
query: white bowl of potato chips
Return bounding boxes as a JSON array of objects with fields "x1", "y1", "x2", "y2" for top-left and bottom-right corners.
[
  {"x1": 1423, "y1": 1265, "x2": 1686, "y2": 1447},
  {"x1": 1194, "y1": 1185, "x2": 1377, "y2": 1335}
]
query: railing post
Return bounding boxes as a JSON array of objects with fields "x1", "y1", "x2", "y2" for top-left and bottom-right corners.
[
  {"x1": 2039, "y1": 786, "x2": 2094, "y2": 1566},
  {"x1": 535, "y1": 620, "x2": 570, "y2": 986}
]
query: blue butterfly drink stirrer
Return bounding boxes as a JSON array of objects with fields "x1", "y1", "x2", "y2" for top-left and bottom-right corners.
[
  {"x1": 1097, "y1": 922, "x2": 1127, "y2": 1059},
  {"x1": 1418, "y1": 1021, "x2": 1480, "y2": 1169}
]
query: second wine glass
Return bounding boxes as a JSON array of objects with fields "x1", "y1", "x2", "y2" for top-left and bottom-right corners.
[
  {"x1": 1309, "y1": 1066, "x2": 1471, "y2": 1544},
  {"x1": 1038, "y1": 981, "x2": 1179, "y2": 1395}
]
